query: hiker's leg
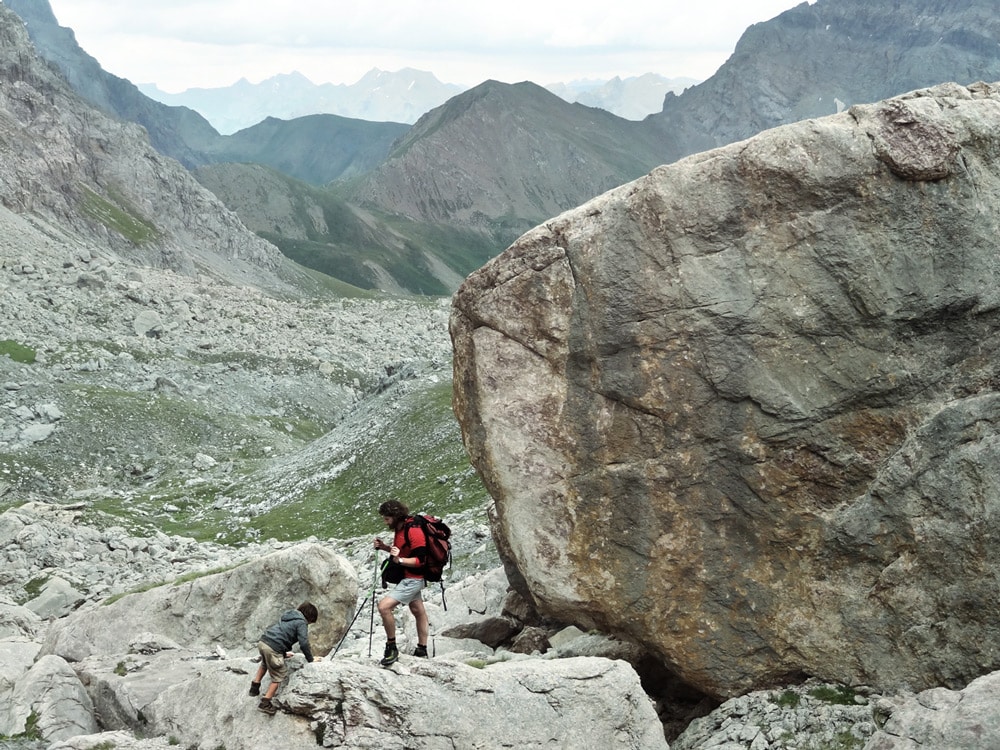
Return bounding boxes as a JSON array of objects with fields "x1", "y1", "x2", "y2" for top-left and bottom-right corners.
[
  {"x1": 259, "y1": 640, "x2": 288, "y2": 691},
  {"x1": 264, "y1": 680, "x2": 280, "y2": 700},
  {"x1": 378, "y1": 595, "x2": 400, "y2": 640},
  {"x1": 250, "y1": 660, "x2": 266, "y2": 695},
  {"x1": 408, "y1": 597, "x2": 429, "y2": 647}
]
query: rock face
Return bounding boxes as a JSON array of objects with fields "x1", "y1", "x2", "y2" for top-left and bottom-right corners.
[
  {"x1": 0, "y1": 3, "x2": 290, "y2": 288},
  {"x1": 1, "y1": 654, "x2": 97, "y2": 741},
  {"x1": 864, "y1": 671, "x2": 1000, "y2": 749},
  {"x1": 138, "y1": 656, "x2": 667, "y2": 750},
  {"x1": 648, "y1": 0, "x2": 1000, "y2": 160},
  {"x1": 451, "y1": 81, "x2": 1000, "y2": 698}
]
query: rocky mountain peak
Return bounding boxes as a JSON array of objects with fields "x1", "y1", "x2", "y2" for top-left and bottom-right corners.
[
  {"x1": 650, "y1": 0, "x2": 1000, "y2": 157},
  {"x1": 354, "y1": 79, "x2": 670, "y2": 243}
]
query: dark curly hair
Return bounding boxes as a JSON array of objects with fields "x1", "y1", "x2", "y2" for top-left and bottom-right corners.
[
  {"x1": 378, "y1": 499, "x2": 410, "y2": 527},
  {"x1": 298, "y1": 601, "x2": 318, "y2": 624}
]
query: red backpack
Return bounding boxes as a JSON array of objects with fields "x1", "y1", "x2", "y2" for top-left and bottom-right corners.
[{"x1": 404, "y1": 514, "x2": 452, "y2": 582}]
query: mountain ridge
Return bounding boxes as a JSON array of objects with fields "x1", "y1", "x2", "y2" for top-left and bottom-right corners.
[
  {"x1": 350, "y1": 79, "x2": 671, "y2": 241},
  {"x1": 5, "y1": 0, "x2": 407, "y2": 186},
  {"x1": 646, "y1": 0, "x2": 1000, "y2": 155},
  {"x1": 140, "y1": 67, "x2": 696, "y2": 134}
]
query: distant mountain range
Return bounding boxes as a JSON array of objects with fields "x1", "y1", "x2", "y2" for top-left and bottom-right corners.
[
  {"x1": 8, "y1": 0, "x2": 1000, "y2": 296},
  {"x1": 138, "y1": 69, "x2": 463, "y2": 134},
  {"x1": 139, "y1": 70, "x2": 698, "y2": 134}
]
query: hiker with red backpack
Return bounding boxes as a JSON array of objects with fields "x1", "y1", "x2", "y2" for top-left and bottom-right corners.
[{"x1": 374, "y1": 499, "x2": 430, "y2": 665}]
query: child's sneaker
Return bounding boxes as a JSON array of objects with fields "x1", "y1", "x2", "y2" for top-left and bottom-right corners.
[
  {"x1": 379, "y1": 643, "x2": 399, "y2": 667},
  {"x1": 257, "y1": 698, "x2": 276, "y2": 715},
  {"x1": 413, "y1": 645, "x2": 428, "y2": 658},
  {"x1": 249, "y1": 681, "x2": 261, "y2": 696}
]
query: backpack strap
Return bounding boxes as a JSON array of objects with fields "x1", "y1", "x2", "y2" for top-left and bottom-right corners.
[{"x1": 400, "y1": 516, "x2": 427, "y2": 560}]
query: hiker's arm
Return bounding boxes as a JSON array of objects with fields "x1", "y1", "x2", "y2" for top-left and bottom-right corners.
[
  {"x1": 298, "y1": 624, "x2": 314, "y2": 663},
  {"x1": 390, "y1": 546, "x2": 426, "y2": 567},
  {"x1": 392, "y1": 521, "x2": 428, "y2": 566}
]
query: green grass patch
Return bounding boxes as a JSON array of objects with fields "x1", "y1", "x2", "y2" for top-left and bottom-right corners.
[
  {"x1": 17, "y1": 575, "x2": 48, "y2": 605},
  {"x1": 80, "y1": 184, "x2": 160, "y2": 245},
  {"x1": 0, "y1": 711, "x2": 43, "y2": 741},
  {"x1": 103, "y1": 563, "x2": 241, "y2": 605},
  {"x1": 772, "y1": 689, "x2": 801, "y2": 708},
  {"x1": 808, "y1": 684, "x2": 858, "y2": 705},
  {"x1": 240, "y1": 381, "x2": 487, "y2": 543},
  {"x1": 0, "y1": 339, "x2": 36, "y2": 364},
  {"x1": 102, "y1": 579, "x2": 168, "y2": 605}
]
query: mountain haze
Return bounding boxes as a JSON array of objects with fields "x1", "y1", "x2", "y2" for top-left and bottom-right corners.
[
  {"x1": 200, "y1": 113, "x2": 409, "y2": 185},
  {"x1": 546, "y1": 73, "x2": 699, "y2": 120},
  {"x1": 141, "y1": 69, "x2": 695, "y2": 134},
  {"x1": 0, "y1": 4, "x2": 300, "y2": 291},
  {"x1": 4, "y1": 0, "x2": 220, "y2": 168},
  {"x1": 141, "y1": 68, "x2": 464, "y2": 134}
]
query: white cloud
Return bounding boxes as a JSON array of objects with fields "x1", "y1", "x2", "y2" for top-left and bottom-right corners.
[{"x1": 46, "y1": 0, "x2": 801, "y2": 91}]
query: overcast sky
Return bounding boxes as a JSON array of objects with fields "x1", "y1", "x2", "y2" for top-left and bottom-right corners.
[{"x1": 45, "y1": 0, "x2": 806, "y2": 93}]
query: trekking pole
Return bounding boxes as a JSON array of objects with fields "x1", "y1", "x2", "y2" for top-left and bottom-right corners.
[
  {"x1": 368, "y1": 566, "x2": 378, "y2": 658},
  {"x1": 330, "y1": 554, "x2": 387, "y2": 658},
  {"x1": 366, "y1": 554, "x2": 387, "y2": 658}
]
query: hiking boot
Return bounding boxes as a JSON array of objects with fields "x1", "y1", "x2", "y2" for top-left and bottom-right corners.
[
  {"x1": 249, "y1": 681, "x2": 261, "y2": 697},
  {"x1": 380, "y1": 643, "x2": 399, "y2": 667},
  {"x1": 413, "y1": 645, "x2": 428, "y2": 658},
  {"x1": 257, "y1": 698, "x2": 276, "y2": 715}
]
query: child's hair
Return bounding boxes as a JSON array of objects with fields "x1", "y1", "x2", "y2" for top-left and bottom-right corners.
[
  {"x1": 378, "y1": 499, "x2": 410, "y2": 524},
  {"x1": 298, "y1": 601, "x2": 318, "y2": 624}
]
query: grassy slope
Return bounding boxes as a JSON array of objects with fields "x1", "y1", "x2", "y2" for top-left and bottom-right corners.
[
  {"x1": 0, "y1": 366, "x2": 489, "y2": 546},
  {"x1": 196, "y1": 163, "x2": 502, "y2": 295}
]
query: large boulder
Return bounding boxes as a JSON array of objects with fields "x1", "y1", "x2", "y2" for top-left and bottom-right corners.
[
  {"x1": 140, "y1": 655, "x2": 666, "y2": 750},
  {"x1": 40, "y1": 542, "x2": 358, "y2": 661},
  {"x1": 71, "y1": 648, "x2": 314, "y2": 746},
  {"x1": 451, "y1": 81, "x2": 1000, "y2": 698},
  {"x1": 0, "y1": 654, "x2": 97, "y2": 741}
]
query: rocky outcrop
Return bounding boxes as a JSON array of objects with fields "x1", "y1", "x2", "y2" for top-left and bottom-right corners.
[
  {"x1": 8, "y1": 502, "x2": 1000, "y2": 749},
  {"x1": 139, "y1": 655, "x2": 667, "y2": 750},
  {"x1": 864, "y1": 671, "x2": 1000, "y2": 749},
  {"x1": 0, "y1": 500, "x2": 668, "y2": 749},
  {"x1": 40, "y1": 542, "x2": 358, "y2": 662},
  {"x1": 0, "y1": 654, "x2": 97, "y2": 741},
  {"x1": 673, "y1": 679, "x2": 876, "y2": 750},
  {"x1": 451, "y1": 81, "x2": 1000, "y2": 698}
]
